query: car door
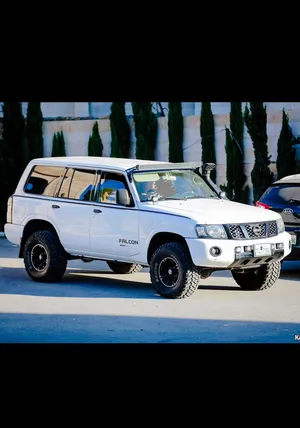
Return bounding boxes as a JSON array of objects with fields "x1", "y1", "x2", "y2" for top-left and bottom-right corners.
[
  {"x1": 48, "y1": 166, "x2": 97, "y2": 254},
  {"x1": 89, "y1": 170, "x2": 140, "y2": 260}
]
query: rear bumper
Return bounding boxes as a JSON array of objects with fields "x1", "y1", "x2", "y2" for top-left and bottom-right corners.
[{"x1": 4, "y1": 223, "x2": 23, "y2": 246}]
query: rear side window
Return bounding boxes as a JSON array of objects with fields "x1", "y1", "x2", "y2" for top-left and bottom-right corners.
[
  {"x1": 24, "y1": 165, "x2": 66, "y2": 196},
  {"x1": 262, "y1": 184, "x2": 300, "y2": 204},
  {"x1": 57, "y1": 168, "x2": 97, "y2": 201}
]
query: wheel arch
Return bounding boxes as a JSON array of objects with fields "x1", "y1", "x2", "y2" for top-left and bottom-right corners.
[
  {"x1": 19, "y1": 219, "x2": 61, "y2": 258},
  {"x1": 147, "y1": 232, "x2": 190, "y2": 264}
]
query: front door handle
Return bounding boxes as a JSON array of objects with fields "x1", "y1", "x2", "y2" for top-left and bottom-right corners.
[
  {"x1": 93, "y1": 209, "x2": 102, "y2": 214},
  {"x1": 52, "y1": 205, "x2": 60, "y2": 209}
]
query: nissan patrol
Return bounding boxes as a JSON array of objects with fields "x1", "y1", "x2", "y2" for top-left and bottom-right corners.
[{"x1": 4, "y1": 156, "x2": 292, "y2": 299}]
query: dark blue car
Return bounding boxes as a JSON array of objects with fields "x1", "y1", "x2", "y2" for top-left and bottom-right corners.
[{"x1": 256, "y1": 174, "x2": 300, "y2": 260}]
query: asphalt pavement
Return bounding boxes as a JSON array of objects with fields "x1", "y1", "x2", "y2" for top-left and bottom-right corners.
[{"x1": 1, "y1": 237, "x2": 300, "y2": 343}]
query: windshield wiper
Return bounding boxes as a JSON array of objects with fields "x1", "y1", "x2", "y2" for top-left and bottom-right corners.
[
  {"x1": 288, "y1": 199, "x2": 300, "y2": 204},
  {"x1": 156, "y1": 196, "x2": 185, "y2": 201}
]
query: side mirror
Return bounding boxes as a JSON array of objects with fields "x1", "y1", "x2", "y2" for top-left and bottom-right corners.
[
  {"x1": 220, "y1": 191, "x2": 226, "y2": 198},
  {"x1": 116, "y1": 189, "x2": 131, "y2": 206}
]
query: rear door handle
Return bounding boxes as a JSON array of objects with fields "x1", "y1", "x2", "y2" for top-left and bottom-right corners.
[
  {"x1": 52, "y1": 204, "x2": 60, "y2": 209},
  {"x1": 93, "y1": 209, "x2": 102, "y2": 214}
]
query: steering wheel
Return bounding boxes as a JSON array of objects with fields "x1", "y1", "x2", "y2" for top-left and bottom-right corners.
[{"x1": 146, "y1": 189, "x2": 158, "y2": 199}]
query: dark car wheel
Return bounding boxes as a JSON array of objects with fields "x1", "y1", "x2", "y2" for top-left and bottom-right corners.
[
  {"x1": 23, "y1": 230, "x2": 67, "y2": 282},
  {"x1": 231, "y1": 261, "x2": 281, "y2": 291},
  {"x1": 149, "y1": 242, "x2": 200, "y2": 299}
]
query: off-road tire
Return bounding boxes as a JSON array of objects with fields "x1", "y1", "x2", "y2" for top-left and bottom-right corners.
[
  {"x1": 149, "y1": 241, "x2": 200, "y2": 299},
  {"x1": 231, "y1": 261, "x2": 281, "y2": 291},
  {"x1": 23, "y1": 230, "x2": 67, "y2": 282},
  {"x1": 107, "y1": 261, "x2": 143, "y2": 274}
]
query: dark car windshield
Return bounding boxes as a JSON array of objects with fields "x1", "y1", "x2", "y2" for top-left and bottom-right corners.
[
  {"x1": 262, "y1": 184, "x2": 300, "y2": 204},
  {"x1": 132, "y1": 169, "x2": 218, "y2": 202}
]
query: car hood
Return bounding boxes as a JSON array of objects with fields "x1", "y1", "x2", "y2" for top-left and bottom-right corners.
[{"x1": 141, "y1": 198, "x2": 281, "y2": 224}]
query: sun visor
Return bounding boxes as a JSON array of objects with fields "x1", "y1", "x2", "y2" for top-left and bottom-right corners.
[{"x1": 133, "y1": 173, "x2": 160, "y2": 182}]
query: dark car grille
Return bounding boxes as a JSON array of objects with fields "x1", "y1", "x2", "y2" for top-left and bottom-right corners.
[{"x1": 226, "y1": 221, "x2": 278, "y2": 240}]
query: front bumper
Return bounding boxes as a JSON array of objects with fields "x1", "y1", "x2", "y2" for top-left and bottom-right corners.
[
  {"x1": 186, "y1": 231, "x2": 292, "y2": 268},
  {"x1": 284, "y1": 228, "x2": 300, "y2": 261}
]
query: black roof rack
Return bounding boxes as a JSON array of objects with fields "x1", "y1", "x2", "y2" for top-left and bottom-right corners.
[
  {"x1": 126, "y1": 161, "x2": 216, "y2": 181},
  {"x1": 127, "y1": 162, "x2": 203, "y2": 172}
]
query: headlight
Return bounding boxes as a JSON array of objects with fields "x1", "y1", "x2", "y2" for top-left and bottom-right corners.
[
  {"x1": 195, "y1": 224, "x2": 228, "y2": 239},
  {"x1": 276, "y1": 217, "x2": 285, "y2": 234}
]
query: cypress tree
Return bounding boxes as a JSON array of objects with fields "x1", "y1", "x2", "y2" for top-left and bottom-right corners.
[
  {"x1": 132, "y1": 102, "x2": 157, "y2": 160},
  {"x1": 225, "y1": 102, "x2": 249, "y2": 203},
  {"x1": 0, "y1": 102, "x2": 26, "y2": 229},
  {"x1": 200, "y1": 102, "x2": 216, "y2": 182},
  {"x1": 276, "y1": 108, "x2": 296, "y2": 180},
  {"x1": 225, "y1": 126, "x2": 234, "y2": 200},
  {"x1": 25, "y1": 102, "x2": 44, "y2": 162},
  {"x1": 244, "y1": 102, "x2": 273, "y2": 204},
  {"x1": 58, "y1": 130, "x2": 66, "y2": 156},
  {"x1": 88, "y1": 122, "x2": 103, "y2": 156},
  {"x1": 110, "y1": 102, "x2": 131, "y2": 158},
  {"x1": 168, "y1": 102, "x2": 184, "y2": 162},
  {"x1": 51, "y1": 133, "x2": 60, "y2": 157},
  {"x1": 0, "y1": 118, "x2": 5, "y2": 231}
]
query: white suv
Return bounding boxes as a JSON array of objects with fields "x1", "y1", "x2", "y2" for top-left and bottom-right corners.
[{"x1": 5, "y1": 156, "x2": 292, "y2": 299}]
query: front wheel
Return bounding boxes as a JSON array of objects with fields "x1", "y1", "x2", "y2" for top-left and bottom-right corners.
[
  {"x1": 149, "y1": 242, "x2": 200, "y2": 299},
  {"x1": 231, "y1": 261, "x2": 281, "y2": 291}
]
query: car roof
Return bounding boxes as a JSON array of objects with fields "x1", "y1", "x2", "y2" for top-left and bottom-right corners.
[
  {"x1": 272, "y1": 173, "x2": 300, "y2": 185},
  {"x1": 29, "y1": 156, "x2": 171, "y2": 172}
]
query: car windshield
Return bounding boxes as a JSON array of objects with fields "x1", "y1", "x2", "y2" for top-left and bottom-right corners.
[
  {"x1": 132, "y1": 169, "x2": 219, "y2": 202},
  {"x1": 263, "y1": 184, "x2": 300, "y2": 204}
]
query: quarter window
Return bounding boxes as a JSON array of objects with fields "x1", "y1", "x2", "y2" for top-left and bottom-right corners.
[{"x1": 24, "y1": 165, "x2": 66, "y2": 197}]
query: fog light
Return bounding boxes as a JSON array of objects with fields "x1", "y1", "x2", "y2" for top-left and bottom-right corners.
[
  {"x1": 235, "y1": 247, "x2": 242, "y2": 253},
  {"x1": 210, "y1": 246, "x2": 222, "y2": 256},
  {"x1": 276, "y1": 243, "x2": 284, "y2": 250},
  {"x1": 244, "y1": 245, "x2": 252, "y2": 252}
]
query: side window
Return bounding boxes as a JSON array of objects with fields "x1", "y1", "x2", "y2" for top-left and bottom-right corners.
[
  {"x1": 57, "y1": 168, "x2": 74, "y2": 198},
  {"x1": 69, "y1": 169, "x2": 97, "y2": 201},
  {"x1": 57, "y1": 168, "x2": 97, "y2": 201},
  {"x1": 24, "y1": 165, "x2": 66, "y2": 197},
  {"x1": 96, "y1": 172, "x2": 132, "y2": 205}
]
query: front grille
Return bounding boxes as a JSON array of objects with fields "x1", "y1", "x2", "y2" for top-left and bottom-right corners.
[
  {"x1": 226, "y1": 221, "x2": 278, "y2": 240},
  {"x1": 268, "y1": 221, "x2": 277, "y2": 237},
  {"x1": 228, "y1": 224, "x2": 244, "y2": 239},
  {"x1": 245, "y1": 222, "x2": 266, "y2": 238}
]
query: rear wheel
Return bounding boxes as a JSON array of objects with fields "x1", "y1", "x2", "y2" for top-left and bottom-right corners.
[
  {"x1": 106, "y1": 261, "x2": 143, "y2": 274},
  {"x1": 23, "y1": 230, "x2": 67, "y2": 282},
  {"x1": 149, "y1": 242, "x2": 200, "y2": 299},
  {"x1": 231, "y1": 261, "x2": 281, "y2": 291}
]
